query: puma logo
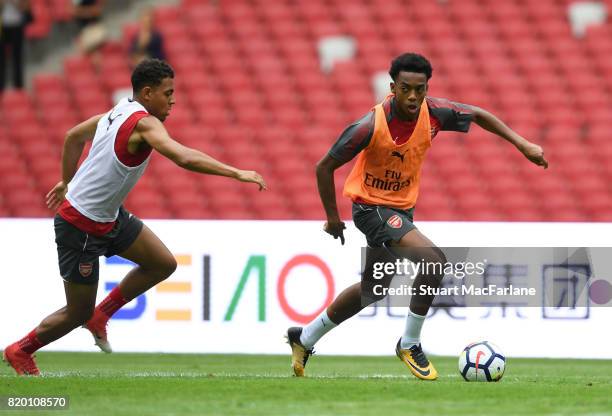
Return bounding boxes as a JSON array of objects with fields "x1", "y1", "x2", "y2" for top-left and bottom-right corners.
[
  {"x1": 107, "y1": 111, "x2": 123, "y2": 130},
  {"x1": 391, "y1": 150, "x2": 407, "y2": 162}
]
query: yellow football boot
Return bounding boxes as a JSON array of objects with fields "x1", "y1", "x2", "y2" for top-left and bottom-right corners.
[
  {"x1": 286, "y1": 327, "x2": 314, "y2": 377},
  {"x1": 395, "y1": 339, "x2": 438, "y2": 380}
]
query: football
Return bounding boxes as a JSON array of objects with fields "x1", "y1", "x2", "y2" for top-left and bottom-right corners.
[{"x1": 458, "y1": 341, "x2": 506, "y2": 382}]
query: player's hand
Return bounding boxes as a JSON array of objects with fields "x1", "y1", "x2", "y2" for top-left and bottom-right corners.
[
  {"x1": 46, "y1": 181, "x2": 67, "y2": 211},
  {"x1": 324, "y1": 220, "x2": 346, "y2": 245},
  {"x1": 521, "y1": 143, "x2": 548, "y2": 169},
  {"x1": 236, "y1": 170, "x2": 267, "y2": 191}
]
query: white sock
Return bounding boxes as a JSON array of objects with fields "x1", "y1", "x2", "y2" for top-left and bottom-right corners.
[
  {"x1": 300, "y1": 309, "x2": 337, "y2": 349},
  {"x1": 400, "y1": 310, "x2": 426, "y2": 349}
]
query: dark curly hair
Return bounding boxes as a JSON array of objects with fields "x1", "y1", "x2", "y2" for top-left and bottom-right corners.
[
  {"x1": 389, "y1": 53, "x2": 433, "y2": 81},
  {"x1": 131, "y1": 58, "x2": 174, "y2": 93}
]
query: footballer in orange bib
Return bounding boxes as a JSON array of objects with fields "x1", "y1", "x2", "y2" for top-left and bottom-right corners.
[{"x1": 287, "y1": 52, "x2": 548, "y2": 380}]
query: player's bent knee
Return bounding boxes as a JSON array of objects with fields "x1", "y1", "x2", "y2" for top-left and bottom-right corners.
[
  {"x1": 151, "y1": 255, "x2": 177, "y2": 280},
  {"x1": 361, "y1": 280, "x2": 389, "y2": 305},
  {"x1": 419, "y1": 248, "x2": 446, "y2": 267},
  {"x1": 161, "y1": 256, "x2": 177, "y2": 278},
  {"x1": 430, "y1": 246, "x2": 447, "y2": 265},
  {"x1": 364, "y1": 292, "x2": 386, "y2": 305},
  {"x1": 421, "y1": 249, "x2": 447, "y2": 279},
  {"x1": 140, "y1": 253, "x2": 177, "y2": 280},
  {"x1": 435, "y1": 251, "x2": 448, "y2": 267}
]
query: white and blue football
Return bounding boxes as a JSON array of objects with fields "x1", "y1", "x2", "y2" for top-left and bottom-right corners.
[{"x1": 458, "y1": 341, "x2": 506, "y2": 382}]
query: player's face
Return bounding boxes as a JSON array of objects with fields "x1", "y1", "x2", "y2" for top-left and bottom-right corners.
[
  {"x1": 147, "y1": 77, "x2": 175, "y2": 122},
  {"x1": 390, "y1": 71, "x2": 428, "y2": 119}
]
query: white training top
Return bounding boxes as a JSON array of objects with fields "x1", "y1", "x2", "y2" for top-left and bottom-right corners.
[{"x1": 66, "y1": 98, "x2": 151, "y2": 222}]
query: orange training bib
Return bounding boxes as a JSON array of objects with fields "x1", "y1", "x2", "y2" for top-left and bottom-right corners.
[{"x1": 343, "y1": 97, "x2": 432, "y2": 209}]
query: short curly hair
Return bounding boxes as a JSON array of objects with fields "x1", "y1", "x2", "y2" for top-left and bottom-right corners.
[
  {"x1": 389, "y1": 53, "x2": 433, "y2": 81},
  {"x1": 131, "y1": 58, "x2": 174, "y2": 93}
]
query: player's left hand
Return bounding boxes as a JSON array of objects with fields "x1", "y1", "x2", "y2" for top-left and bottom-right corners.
[
  {"x1": 46, "y1": 181, "x2": 67, "y2": 211},
  {"x1": 324, "y1": 220, "x2": 346, "y2": 245},
  {"x1": 236, "y1": 170, "x2": 267, "y2": 191},
  {"x1": 521, "y1": 143, "x2": 548, "y2": 169}
]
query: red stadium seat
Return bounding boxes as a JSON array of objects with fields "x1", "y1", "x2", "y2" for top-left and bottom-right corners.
[
  {"x1": 172, "y1": 205, "x2": 214, "y2": 219},
  {"x1": 49, "y1": 0, "x2": 72, "y2": 22},
  {"x1": 2, "y1": 0, "x2": 609, "y2": 222},
  {"x1": 132, "y1": 206, "x2": 173, "y2": 219},
  {"x1": 18, "y1": 206, "x2": 51, "y2": 218},
  {"x1": 213, "y1": 206, "x2": 255, "y2": 220}
]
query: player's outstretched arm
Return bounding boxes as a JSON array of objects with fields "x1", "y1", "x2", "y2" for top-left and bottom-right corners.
[
  {"x1": 316, "y1": 154, "x2": 347, "y2": 245},
  {"x1": 138, "y1": 116, "x2": 266, "y2": 190},
  {"x1": 46, "y1": 114, "x2": 104, "y2": 210},
  {"x1": 471, "y1": 106, "x2": 548, "y2": 169}
]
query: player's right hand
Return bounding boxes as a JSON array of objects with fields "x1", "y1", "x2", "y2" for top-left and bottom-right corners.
[
  {"x1": 324, "y1": 220, "x2": 346, "y2": 245},
  {"x1": 46, "y1": 181, "x2": 67, "y2": 211},
  {"x1": 236, "y1": 170, "x2": 267, "y2": 191},
  {"x1": 521, "y1": 143, "x2": 548, "y2": 169}
]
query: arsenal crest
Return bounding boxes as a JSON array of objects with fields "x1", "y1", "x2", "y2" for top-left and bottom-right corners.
[
  {"x1": 79, "y1": 262, "x2": 94, "y2": 277},
  {"x1": 387, "y1": 214, "x2": 403, "y2": 229}
]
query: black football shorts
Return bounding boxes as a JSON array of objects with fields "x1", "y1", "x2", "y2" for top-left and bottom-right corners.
[
  {"x1": 54, "y1": 207, "x2": 143, "y2": 285},
  {"x1": 352, "y1": 202, "x2": 416, "y2": 248}
]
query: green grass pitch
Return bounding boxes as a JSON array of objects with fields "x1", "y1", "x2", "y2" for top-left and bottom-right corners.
[{"x1": 1, "y1": 352, "x2": 610, "y2": 415}]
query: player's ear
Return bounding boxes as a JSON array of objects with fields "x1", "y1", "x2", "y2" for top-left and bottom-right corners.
[
  {"x1": 141, "y1": 86, "x2": 153, "y2": 100},
  {"x1": 390, "y1": 82, "x2": 396, "y2": 94}
]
